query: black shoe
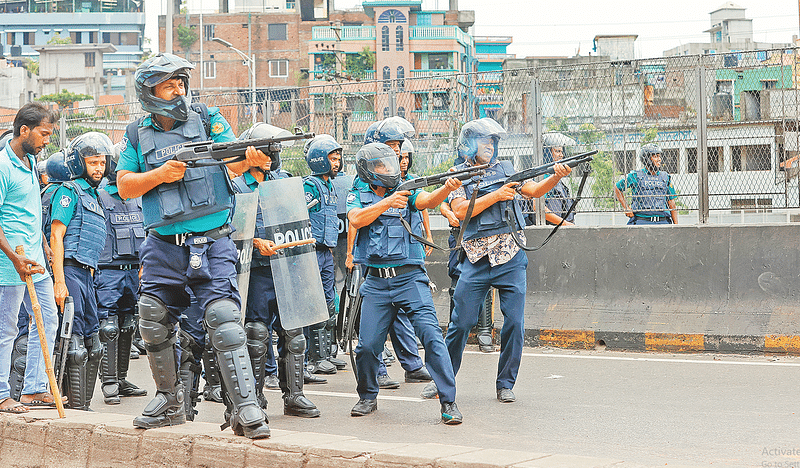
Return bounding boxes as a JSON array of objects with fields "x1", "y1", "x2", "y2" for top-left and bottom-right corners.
[
  {"x1": 382, "y1": 345, "x2": 395, "y2": 365},
  {"x1": 119, "y1": 379, "x2": 147, "y2": 397},
  {"x1": 240, "y1": 422, "x2": 271, "y2": 439},
  {"x1": 102, "y1": 383, "x2": 121, "y2": 405},
  {"x1": 284, "y1": 395, "x2": 321, "y2": 418},
  {"x1": 350, "y1": 398, "x2": 377, "y2": 416},
  {"x1": 496, "y1": 388, "x2": 516, "y2": 403},
  {"x1": 130, "y1": 348, "x2": 140, "y2": 360},
  {"x1": 309, "y1": 359, "x2": 337, "y2": 375},
  {"x1": 420, "y1": 381, "x2": 438, "y2": 399},
  {"x1": 405, "y1": 366, "x2": 432, "y2": 383},
  {"x1": 265, "y1": 374, "x2": 280, "y2": 389},
  {"x1": 328, "y1": 356, "x2": 347, "y2": 370},
  {"x1": 377, "y1": 373, "x2": 400, "y2": 389},
  {"x1": 303, "y1": 368, "x2": 327, "y2": 384},
  {"x1": 441, "y1": 401, "x2": 463, "y2": 425},
  {"x1": 133, "y1": 407, "x2": 186, "y2": 429}
]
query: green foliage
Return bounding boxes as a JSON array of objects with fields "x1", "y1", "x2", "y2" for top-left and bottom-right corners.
[
  {"x1": 575, "y1": 123, "x2": 617, "y2": 210},
  {"x1": 281, "y1": 144, "x2": 311, "y2": 177},
  {"x1": 545, "y1": 117, "x2": 568, "y2": 132},
  {"x1": 23, "y1": 58, "x2": 39, "y2": 76},
  {"x1": 47, "y1": 34, "x2": 72, "y2": 45},
  {"x1": 345, "y1": 47, "x2": 376, "y2": 79},
  {"x1": 177, "y1": 24, "x2": 198, "y2": 52},
  {"x1": 37, "y1": 89, "x2": 93, "y2": 110},
  {"x1": 641, "y1": 126, "x2": 658, "y2": 143}
]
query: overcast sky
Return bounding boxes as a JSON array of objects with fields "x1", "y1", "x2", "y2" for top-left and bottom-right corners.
[{"x1": 145, "y1": 0, "x2": 800, "y2": 59}]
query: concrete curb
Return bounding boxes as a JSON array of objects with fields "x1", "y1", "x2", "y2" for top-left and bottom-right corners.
[
  {"x1": 0, "y1": 409, "x2": 639, "y2": 468},
  {"x1": 521, "y1": 329, "x2": 800, "y2": 354}
]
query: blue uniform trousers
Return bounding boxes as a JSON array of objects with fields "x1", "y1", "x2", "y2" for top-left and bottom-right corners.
[
  {"x1": 356, "y1": 268, "x2": 456, "y2": 402},
  {"x1": 377, "y1": 312, "x2": 423, "y2": 375},
  {"x1": 245, "y1": 267, "x2": 283, "y2": 376},
  {"x1": 627, "y1": 216, "x2": 671, "y2": 225},
  {"x1": 64, "y1": 264, "x2": 100, "y2": 337},
  {"x1": 179, "y1": 295, "x2": 206, "y2": 362},
  {"x1": 94, "y1": 269, "x2": 138, "y2": 321},
  {"x1": 139, "y1": 235, "x2": 240, "y2": 326},
  {"x1": 316, "y1": 248, "x2": 336, "y2": 304},
  {"x1": 446, "y1": 249, "x2": 527, "y2": 391}
]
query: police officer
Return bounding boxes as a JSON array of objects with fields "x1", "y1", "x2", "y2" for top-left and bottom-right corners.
[
  {"x1": 117, "y1": 53, "x2": 270, "y2": 438},
  {"x1": 542, "y1": 133, "x2": 577, "y2": 226},
  {"x1": 614, "y1": 143, "x2": 678, "y2": 225},
  {"x1": 347, "y1": 142, "x2": 463, "y2": 424},
  {"x1": 94, "y1": 144, "x2": 148, "y2": 405},
  {"x1": 50, "y1": 132, "x2": 113, "y2": 411},
  {"x1": 232, "y1": 123, "x2": 321, "y2": 418},
  {"x1": 303, "y1": 135, "x2": 346, "y2": 376},
  {"x1": 444, "y1": 118, "x2": 571, "y2": 404}
]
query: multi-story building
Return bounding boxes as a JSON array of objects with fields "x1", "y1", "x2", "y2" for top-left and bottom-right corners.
[{"x1": 474, "y1": 36, "x2": 512, "y2": 120}]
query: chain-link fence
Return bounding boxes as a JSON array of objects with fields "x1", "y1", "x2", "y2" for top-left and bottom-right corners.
[{"x1": 8, "y1": 47, "x2": 800, "y2": 224}]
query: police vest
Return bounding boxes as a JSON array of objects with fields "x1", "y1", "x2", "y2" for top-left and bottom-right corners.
[
  {"x1": 61, "y1": 181, "x2": 107, "y2": 269},
  {"x1": 459, "y1": 160, "x2": 526, "y2": 241},
  {"x1": 231, "y1": 171, "x2": 288, "y2": 268},
  {"x1": 41, "y1": 184, "x2": 58, "y2": 240},
  {"x1": 545, "y1": 180, "x2": 575, "y2": 223},
  {"x1": 353, "y1": 185, "x2": 424, "y2": 267},
  {"x1": 97, "y1": 189, "x2": 145, "y2": 266},
  {"x1": 630, "y1": 169, "x2": 670, "y2": 215},
  {"x1": 303, "y1": 175, "x2": 338, "y2": 248},
  {"x1": 126, "y1": 106, "x2": 234, "y2": 230}
]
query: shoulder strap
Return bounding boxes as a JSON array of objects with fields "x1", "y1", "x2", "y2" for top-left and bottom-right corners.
[{"x1": 190, "y1": 103, "x2": 211, "y2": 139}]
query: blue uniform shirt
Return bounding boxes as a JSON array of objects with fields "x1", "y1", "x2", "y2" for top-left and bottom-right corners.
[
  {"x1": 0, "y1": 144, "x2": 47, "y2": 285},
  {"x1": 50, "y1": 178, "x2": 99, "y2": 227},
  {"x1": 303, "y1": 176, "x2": 330, "y2": 213},
  {"x1": 116, "y1": 107, "x2": 235, "y2": 235}
]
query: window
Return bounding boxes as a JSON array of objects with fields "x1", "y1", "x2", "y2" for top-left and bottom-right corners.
[
  {"x1": 204, "y1": 61, "x2": 216, "y2": 79},
  {"x1": 708, "y1": 147, "x2": 722, "y2": 172},
  {"x1": 7, "y1": 33, "x2": 14, "y2": 46},
  {"x1": 378, "y1": 9, "x2": 406, "y2": 23},
  {"x1": 22, "y1": 32, "x2": 33, "y2": 46},
  {"x1": 85, "y1": 52, "x2": 95, "y2": 68},
  {"x1": 428, "y1": 53, "x2": 449, "y2": 70},
  {"x1": 71, "y1": 31, "x2": 82, "y2": 44},
  {"x1": 381, "y1": 26, "x2": 389, "y2": 51},
  {"x1": 204, "y1": 24, "x2": 215, "y2": 41},
  {"x1": 269, "y1": 59, "x2": 288, "y2": 77},
  {"x1": 732, "y1": 145, "x2": 771, "y2": 171},
  {"x1": 88, "y1": 31, "x2": 96, "y2": 43},
  {"x1": 687, "y1": 148, "x2": 697, "y2": 173},
  {"x1": 662, "y1": 149, "x2": 679, "y2": 173},
  {"x1": 613, "y1": 150, "x2": 635, "y2": 174},
  {"x1": 285, "y1": 1, "x2": 295, "y2": 8},
  {"x1": 396, "y1": 66, "x2": 404, "y2": 91},
  {"x1": 416, "y1": 12, "x2": 432, "y2": 26},
  {"x1": 395, "y1": 26, "x2": 403, "y2": 51},
  {"x1": 268, "y1": 24, "x2": 287, "y2": 41},
  {"x1": 383, "y1": 66, "x2": 391, "y2": 91},
  {"x1": 762, "y1": 80, "x2": 777, "y2": 90},
  {"x1": 314, "y1": 54, "x2": 335, "y2": 71},
  {"x1": 398, "y1": 106, "x2": 405, "y2": 118},
  {"x1": 383, "y1": 107, "x2": 389, "y2": 119}
]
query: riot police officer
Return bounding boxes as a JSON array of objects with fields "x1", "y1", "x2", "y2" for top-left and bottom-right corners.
[
  {"x1": 346, "y1": 143, "x2": 463, "y2": 424},
  {"x1": 232, "y1": 123, "x2": 321, "y2": 418},
  {"x1": 614, "y1": 143, "x2": 678, "y2": 225},
  {"x1": 444, "y1": 118, "x2": 571, "y2": 404},
  {"x1": 50, "y1": 132, "x2": 113, "y2": 410},
  {"x1": 117, "y1": 53, "x2": 270, "y2": 438},
  {"x1": 542, "y1": 133, "x2": 577, "y2": 226},
  {"x1": 95, "y1": 144, "x2": 148, "y2": 405},
  {"x1": 303, "y1": 135, "x2": 346, "y2": 376}
]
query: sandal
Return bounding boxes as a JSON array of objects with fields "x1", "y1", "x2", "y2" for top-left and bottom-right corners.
[
  {"x1": 0, "y1": 398, "x2": 29, "y2": 413},
  {"x1": 20, "y1": 393, "x2": 65, "y2": 408}
]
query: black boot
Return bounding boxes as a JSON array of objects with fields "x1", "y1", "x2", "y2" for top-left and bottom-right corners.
[
  {"x1": 476, "y1": 288, "x2": 495, "y2": 353},
  {"x1": 280, "y1": 328, "x2": 320, "y2": 418},
  {"x1": 118, "y1": 314, "x2": 147, "y2": 397},
  {"x1": 84, "y1": 333, "x2": 102, "y2": 409}
]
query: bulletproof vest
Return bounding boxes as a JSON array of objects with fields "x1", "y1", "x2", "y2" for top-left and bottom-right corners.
[
  {"x1": 61, "y1": 181, "x2": 107, "y2": 269},
  {"x1": 128, "y1": 107, "x2": 234, "y2": 230},
  {"x1": 97, "y1": 189, "x2": 145, "y2": 266},
  {"x1": 303, "y1": 175, "x2": 338, "y2": 248},
  {"x1": 630, "y1": 169, "x2": 670, "y2": 214},
  {"x1": 41, "y1": 184, "x2": 58, "y2": 240},
  {"x1": 353, "y1": 185, "x2": 424, "y2": 267},
  {"x1": 545, "y1": 180, "x2": 575, "y2": 223},
  {"x1": 460, "y1": 160, "x2": 526, "y2": 241},
  {"x1": 231, "y1": 170, "x2": 288, "y2": 268}
]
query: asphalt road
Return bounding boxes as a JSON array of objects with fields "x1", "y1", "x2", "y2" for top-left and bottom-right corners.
[{"x1": 93, "y1": 345, "x2": 800, "y2": 468}]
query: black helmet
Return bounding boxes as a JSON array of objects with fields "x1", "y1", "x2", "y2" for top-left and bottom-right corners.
[
  {"x1": 457, "y1": 118, "x2": 506, "y2": 164},
  {"x1": 65, "y1": 132, "x2": 114, "y2": 181},
  {"x1": 45, "y1": 151, "x2": 71, "y2": 183},
  {"x1": 105, "y1": 141, "x2": 125, "y2": 185},
  {"x1": 356, "y1": 143, "x2": 401, "y2": 189},
  {"x1": 135, "y1": 53, "x2": 194, "y2": 121},
  {"x1": 238, "y1": 122, "x2": 293, "y2": 172},
  {"x1": 639, "y1": 143, "x2": 662, "y2": 173}
]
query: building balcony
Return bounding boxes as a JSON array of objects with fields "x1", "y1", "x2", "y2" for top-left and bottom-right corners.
[
  {"x1": 476, "y1": 53, "x2": 515, "y2": 60},
  {"x1": 311, "y1": 26, "x2": 376, "y2": 41},
  {"x1": 409, "y1": 26, "x2": 473, "y2": 48},
  {"x1": 310, "y1": 69, "x2": 375, "y2": 81},
  {"x1": 409, "y1": 68, "x2": 459, "y2": 79},
  {"x1": 350, "y1": 111, "x2": 376, "y2": 121},
  {"x1": 411, "y1": 109, "x2": 451, "y2": 120}
]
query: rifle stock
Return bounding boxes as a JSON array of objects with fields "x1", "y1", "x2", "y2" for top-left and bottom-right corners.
[
  {"x1": 506, "y1": 150, "x2": 597, "y2": 184},
  {"x1": 174, "y1": 127, "x2": 314, "y2": 167},
  {"x1": 54, "y1": 296, "x2": 74, "y2": 387}
]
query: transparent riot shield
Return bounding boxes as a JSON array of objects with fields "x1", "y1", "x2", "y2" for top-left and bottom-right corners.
[
  {"x1": 230, "y1": 191, "x2": 259, "y2": 315},
  {"x1": 258, "y1": 177, "x2": 329, "y2": 330},
  {"x1": 332, "y1": 174, "x2": 355, "y2": 292}
]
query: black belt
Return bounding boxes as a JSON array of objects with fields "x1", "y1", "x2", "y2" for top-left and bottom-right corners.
[
  {"x1": 98, "y1": 263, "x2": 139, "y2": 271},
  {"x1": 149, "y1": 224, "x2": 232, "y2": 246},
  {"x1": 315, "y1": 244, "x2": 331, "y2": 252},
  {"x1": 63, "y1": 258, "x2": 91, "y2": 270},
  {"x1": 366, "y1": 265, "x2": 422, "y2": 279},
  {"x1": 635, "y1": 215, "x2": 671, "y2": 223}
]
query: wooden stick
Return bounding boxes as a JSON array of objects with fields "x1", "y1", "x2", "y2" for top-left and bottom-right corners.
[
  {"x1": 272, "y1": 238, "x2": 316, "y2": 250},
  {"x1": 15, "y1": 246, "x2": 65, "y2": 418}
]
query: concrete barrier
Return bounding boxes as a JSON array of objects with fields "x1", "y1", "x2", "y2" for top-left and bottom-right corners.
[{"x1": 425, "y1": 224, "x2": 800, "y2": 354}]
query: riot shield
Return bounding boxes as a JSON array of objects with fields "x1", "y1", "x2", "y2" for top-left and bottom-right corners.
[
  {"x1": 332, "y1": 174, "x2": 355, "y2": 304},
  {"x1": 231, "y1": 191, "x2": 259, "y2": 315},
  {"x1": 258, "y1": 177, "x2": 329, "y2": 330}
]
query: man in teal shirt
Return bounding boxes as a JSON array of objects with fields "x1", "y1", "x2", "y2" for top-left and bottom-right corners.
[{"x1": 0, "y1": 102, "x2": 60, "y2": 413}]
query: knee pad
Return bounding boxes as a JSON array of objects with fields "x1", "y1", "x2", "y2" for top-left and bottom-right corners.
[
  {"x1": 138, "y1": 295, "x2": 172, "y2": 345},
  {"x1": 204, "y1": 298, "x2": 241, "y2": 330},
  {"x1": 119, "y1": 314, "x2": 136, "y2": 336},
  {"x1": 139, "y1": 294, "x2": 169, "y2": 323},
  {"x1": 99, "y1": 317, "x2": 120, "y2": 343},
  {"x1": 211, "y1": 323, "x2": 246, "y2": 352},
  {"x1": 246, "y1": 322, "x2": 269, "y2": 359},
  {"x1": 286, "y1": 329, "x2": 306, "y2": 355}
]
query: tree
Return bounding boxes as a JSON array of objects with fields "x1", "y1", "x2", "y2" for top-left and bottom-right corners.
[
  {"x1": 47, "y1": 34, "x2": 72, "y2": 45},
  {"x1": 23, "y1": 58, "x2": 39, "y2": 76},
  {"x1": 37, "y1": 89, "x2": 93, "y2": 110},
  {"x1": 177, "y1": 24, "x2": 198, "y2": 53},
  {"x1": 344, "y1": 47, "x2": 376, "y2": 80},
  {"x1": 575, "y1": 123, "x2": 617, "y2": 210}
]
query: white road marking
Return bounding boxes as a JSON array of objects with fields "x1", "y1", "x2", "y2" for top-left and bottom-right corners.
[
  {"x1": 461, "y1": 350, "x2": 800, "y2": 367},
  {"x1": 264, "y1": 389, "x2": 427, "y2": 402}
]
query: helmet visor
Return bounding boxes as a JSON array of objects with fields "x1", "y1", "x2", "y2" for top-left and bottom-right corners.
[{"x1": 364, "y1": 153, "x2": 401, "y2": 180}]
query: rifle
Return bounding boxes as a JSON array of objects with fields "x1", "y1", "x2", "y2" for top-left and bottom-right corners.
[
  {"x1": 54, "y1": 296, "x2": 74, "y2": 388},
  {"x1": 506, "y1": 150, "x2": 597, "y2": 184},
  {"x1": 174, "y1": 127, "x2": 315, "y2": 167},
  {"x1": 396, "y1": 163, "x2": 490, "y2": 192}
]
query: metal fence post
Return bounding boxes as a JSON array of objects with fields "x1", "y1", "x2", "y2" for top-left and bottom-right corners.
[
  {"x1": 530, "y1": 75, "x2": 545, "y2": 225},
  {"x1": 263, "y1": 94, "x2": 270, "y2": 124},
  {"x1": 59, "y1": 114, "x2": 67, "y2": 149},
  {"x1": 696, "y1": 58, "x2": 710, "y2": 223},
  {"x1": 389, "y1": 87, "x2": 396, "y2": 117}
]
